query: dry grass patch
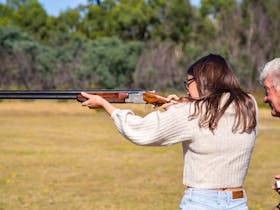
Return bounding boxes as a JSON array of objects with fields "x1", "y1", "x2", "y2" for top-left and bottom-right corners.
[{"x1": 0, "y1": 100, "x2": 279, "y2": 210}]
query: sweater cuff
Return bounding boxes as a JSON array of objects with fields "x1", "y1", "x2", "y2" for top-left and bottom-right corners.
[{"x1": 111, "y1": 109, "x2": 121, "y2": 119}]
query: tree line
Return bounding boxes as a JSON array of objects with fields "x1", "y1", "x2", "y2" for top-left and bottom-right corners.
[{"x1": 0, "y1": 0, "x2": 279, "y2": 92}]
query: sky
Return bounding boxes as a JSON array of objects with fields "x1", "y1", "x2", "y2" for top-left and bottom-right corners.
[
  {"x1": 39, "y1": 0, "x2": 88, "y2": 16},
  {"x1": 0, "y1": 0, "x2": 201, "y2": 17}
]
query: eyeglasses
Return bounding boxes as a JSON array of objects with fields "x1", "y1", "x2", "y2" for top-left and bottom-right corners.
[{"x1": 183, "y1": 78, "x2": 195, "y2": 91}]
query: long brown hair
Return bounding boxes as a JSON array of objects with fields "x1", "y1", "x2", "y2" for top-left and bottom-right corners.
[{"x1": 187, "y1": 54, "x2": 256, "y2": 133}]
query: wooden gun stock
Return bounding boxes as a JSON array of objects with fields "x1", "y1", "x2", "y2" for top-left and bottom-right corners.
[
  {"x1": 143, "y1": 92, "x2": 187, "y2": 106},
  {"x1": 142, "y1": 92, "x2": 169, "y2": 106}
]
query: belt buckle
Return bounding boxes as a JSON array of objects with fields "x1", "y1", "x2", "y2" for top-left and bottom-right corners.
[{"x1": 232, "y1": 190, "x2": 244, "y2": 199}]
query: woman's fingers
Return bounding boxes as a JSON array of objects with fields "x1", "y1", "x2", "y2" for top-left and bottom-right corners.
[{"x1": 166, "y1": 94, "x2": 180, "y2": 101}]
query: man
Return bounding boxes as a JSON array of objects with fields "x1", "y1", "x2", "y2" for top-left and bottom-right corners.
[
  {"x1": 259, "y1": 58, "x2": 280, "y2": 117},
  {"x1": 259, "y1": 58, "x2": 280, "y2": 210}
]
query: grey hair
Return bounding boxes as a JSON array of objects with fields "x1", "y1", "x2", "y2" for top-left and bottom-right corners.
[{"x1": 259, "y1": 58, "x2": 280, "y2": 89}]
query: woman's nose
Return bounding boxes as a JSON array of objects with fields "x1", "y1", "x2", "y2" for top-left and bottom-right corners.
[{"x1": 263, "y1": 95, "x2": 268, "y2": 103}]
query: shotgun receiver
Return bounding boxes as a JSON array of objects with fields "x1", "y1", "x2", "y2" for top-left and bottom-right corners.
[{"x1": 0, "y1": 90, "x2": 171, "y2": 106}]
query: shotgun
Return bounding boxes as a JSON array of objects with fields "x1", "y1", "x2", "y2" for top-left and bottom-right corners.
[{"x1": 0, "y1": 90, "x2": 172, "y2": 106}]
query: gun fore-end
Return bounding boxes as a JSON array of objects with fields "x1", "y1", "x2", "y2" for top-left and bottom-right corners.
[{"x1": 76, "y1": 92, "x2": 130, "y2": 103}]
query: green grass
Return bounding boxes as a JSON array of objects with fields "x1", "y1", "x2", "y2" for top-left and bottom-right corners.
[{"x1": 0, "y1": 100, "x2": 279, "y2": 210}]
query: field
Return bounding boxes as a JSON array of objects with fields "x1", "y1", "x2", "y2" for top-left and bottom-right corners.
[{"x1": 0, "y1": 100, "x2": 280, "y2": 210}]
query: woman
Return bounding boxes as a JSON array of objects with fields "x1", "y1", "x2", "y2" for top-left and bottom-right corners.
[{"x1": 81, "y1": 54, "x2": 258, "y2": 210}]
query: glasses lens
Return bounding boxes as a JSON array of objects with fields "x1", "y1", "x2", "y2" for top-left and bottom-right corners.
[{"x1": 184, "y1": 78, "x2": 195, "y2": 90}]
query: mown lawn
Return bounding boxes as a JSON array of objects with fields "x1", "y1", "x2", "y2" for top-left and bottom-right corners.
[{"x1": 0, "y1": 100, "x2": 279, "y2": 210}]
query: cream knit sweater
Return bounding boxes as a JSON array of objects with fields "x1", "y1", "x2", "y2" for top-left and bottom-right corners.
[{"x1": 111, "y1": 95, "x2": 258, "y2": 188}]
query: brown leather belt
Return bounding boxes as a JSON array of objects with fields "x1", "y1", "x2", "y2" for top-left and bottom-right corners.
[{"x1": 211, "y1": 187, "x2": 243, "y2": 191}]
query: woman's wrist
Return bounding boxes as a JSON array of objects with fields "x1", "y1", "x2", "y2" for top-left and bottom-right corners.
[
  {"x1": 98, "y1": 96, "x2": 108, "y2": 107},
  {"x1": 99, "y1": 97, "x2": 117, "y2": 115}
]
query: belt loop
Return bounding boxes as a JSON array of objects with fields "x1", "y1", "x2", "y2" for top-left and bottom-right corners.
[
  {"x1": 217, "y1": 191, "x2": 221, "y2": 205},
  {"x1": 187, "y1": 188, "x2": 192, "y2": 200},
  {"x1": 227, "y1": 191, "x2": 230, "y2": 205},
  {"x1": 243, "y1": 189, "x2": 247, "y2": 200}
]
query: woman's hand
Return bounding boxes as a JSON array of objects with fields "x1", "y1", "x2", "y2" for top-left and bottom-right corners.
[
  {"x1": 161, "y1": 94, "x2": 180, "y2": 110},
  {"x1": 80, "y1": 92, "x2": 117, "y2": 115},
  {"x1": 81, "y1": 92, "x2": 106, "y2": 108}
]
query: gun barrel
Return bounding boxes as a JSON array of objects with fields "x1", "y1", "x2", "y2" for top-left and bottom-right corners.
[
  {"x1": 0, "y1": 90, "x2": 79, "y2": 99},
  {"x1": 0, "y1": 90, "x2": 145, "y2": 103}
]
